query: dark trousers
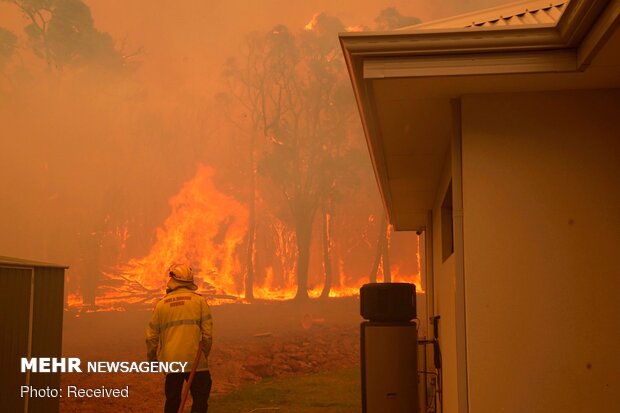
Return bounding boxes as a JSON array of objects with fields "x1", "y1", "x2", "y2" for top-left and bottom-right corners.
[{"x1": 164, "y1": 370, "x2": 212, "y2": 413}]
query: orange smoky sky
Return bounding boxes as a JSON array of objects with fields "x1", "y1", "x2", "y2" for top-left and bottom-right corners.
[
  {"x1": 0, "y1": 0, "x2": 511, "y2": 305},
  {"x1": 0, "y1": 0, "x2": 512, "y2": 114},
  {"x1": 79, "y1": 0, "x2": 511, "y2": 99}
]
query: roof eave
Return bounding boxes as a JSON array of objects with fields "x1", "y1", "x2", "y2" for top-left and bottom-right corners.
[
  {"x1": 339, "y1": 0, "x2": 618, "y2": 230},
  {"x1": 339, "y1": 35, "x2": 395, "y2": 226}
]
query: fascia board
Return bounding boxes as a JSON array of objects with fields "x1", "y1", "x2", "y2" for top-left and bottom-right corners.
[
  {"x1": 340, "y1": 1, "x2": 613, "y2": 59},
  {"x1": 363, "y1": 50, "x2": 578, "y2": 79},
  {"x1": 340, "y1": 25, "x2": 563, "y2": 56}
]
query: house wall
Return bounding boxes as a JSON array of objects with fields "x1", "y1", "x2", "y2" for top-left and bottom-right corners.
[
  {"x1": 460, "y1": 89, "x2": 620, "y2": 413},
  {"x1": 431, "y1": 151, "x2": 460, "y2": 413}
]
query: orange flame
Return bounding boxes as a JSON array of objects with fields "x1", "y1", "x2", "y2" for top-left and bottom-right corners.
[
  {"x1": 304, "y1": 13, "x2": 320, "y2": 31},
  {"x1": 96, "y1": 165, "x2": 248, "y2": 308},
  {"x1": 67, "y1": 163, "x2": 422, "y2": 312}
]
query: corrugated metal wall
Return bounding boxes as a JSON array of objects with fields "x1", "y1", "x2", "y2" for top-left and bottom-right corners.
[
  {"x1": 0, "y1": 267, "x2": 32, "y2": 413},
  {"x1": 0, "y1": 264, "x2": 64, "y2": 413},
  {"x1": 30, "y1": 267, "x2": 64, "y2": 413}
]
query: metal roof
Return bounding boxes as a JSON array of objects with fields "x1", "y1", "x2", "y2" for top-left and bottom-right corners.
[
  {"x1": 404, "y1": 0, "x2": 569, "y2": 30},
  {"x1": 467, "y1": 1, "x2": 568, "y2": 27},
  {"x1": 0, "y1": 256, "x2": 68, "y2": 269}
]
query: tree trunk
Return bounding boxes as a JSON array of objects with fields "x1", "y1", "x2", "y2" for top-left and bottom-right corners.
[
  {"x1": 369, "y1": 214, "x2": 387, "y2": 283},
  {"x1": 294, "y1": 211, "x2": 314, "y2": 301},
  {"x1": 244, "y1": 133, "x2": 257, "y2": 300},
  {"x1": 82, "y1": 230, "x2": 101, "y2": 306},
  {"x1": 382, "y1": 221, "x2": 392, "y2": 282},
  {"x1": 320, "y1": 209, "x2": 333, "y2": 299},
  {"x1": 244, "y1": 199, "x2": 256, "y2": 300}
]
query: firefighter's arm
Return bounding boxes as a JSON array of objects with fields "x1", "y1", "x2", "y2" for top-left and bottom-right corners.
[
  {"x1": 200, "y1": 300, "x2": 213, "y2": 358},
  {"x1": 145, "y1": 305, "x2": 160, "y2": 362}
]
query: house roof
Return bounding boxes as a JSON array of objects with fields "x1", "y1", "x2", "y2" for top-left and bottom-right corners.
[
  {"x1": 407, "y1": 0, "x2": 569, "y2": 30},
  {"x1": 0, "y1": 255, "x2": 68, "y2": 269},
  {"x1": 340, "y1": 0, "x2": 620, "y2": 231}
]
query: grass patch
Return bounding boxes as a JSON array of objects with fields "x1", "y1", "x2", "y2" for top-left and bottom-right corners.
[{"x1": 209, "y1": 367, "x2": 361, "y2": 413}]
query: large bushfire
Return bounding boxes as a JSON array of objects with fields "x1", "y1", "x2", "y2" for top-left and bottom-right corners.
[{"x1": 66, "y1": 165, "x2": 421, "y2": 312}]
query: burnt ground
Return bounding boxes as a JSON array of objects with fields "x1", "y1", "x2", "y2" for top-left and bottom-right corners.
[{"x1": 59, "y1": 297, "x2": 361, "y2": 412}]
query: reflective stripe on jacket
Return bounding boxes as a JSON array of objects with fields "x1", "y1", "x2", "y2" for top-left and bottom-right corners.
[{"x1": 145, "y1": 286, "x2": 213, "y2": 373}]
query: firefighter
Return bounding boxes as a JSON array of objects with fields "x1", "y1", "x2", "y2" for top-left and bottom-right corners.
[{"x1": 146, "y1": 264, "x2": 213, "y2": 413}]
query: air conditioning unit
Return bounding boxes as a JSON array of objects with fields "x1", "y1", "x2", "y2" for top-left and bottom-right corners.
[
  {"x1": 360, "y1": 282, "x2": 416, "y2": 322},
  {"x1": 360, "y1": 283, "x2": 418, "y2": 413}
]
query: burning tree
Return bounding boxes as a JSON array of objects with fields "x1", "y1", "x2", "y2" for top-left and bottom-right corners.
[
  {"x1": 0, "y1": 5, "x2": 424, "y2": 311},
  {"x1": 219, "y1": 30, "x2": 274, "y2": 301},
  {"x1": 97, "y1": 165, "x2": 249, "y2": 308},
  {"x1": 224, "y1": 14, "x2": 363, "y2": 300},
  {"x1": 369, "y1": 213, "x2": 392, "y2": 283}
]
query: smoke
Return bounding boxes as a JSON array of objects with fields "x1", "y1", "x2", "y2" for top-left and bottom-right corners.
[{"x1": 0, "y1": 0, "x2": 507, "y2": 306}]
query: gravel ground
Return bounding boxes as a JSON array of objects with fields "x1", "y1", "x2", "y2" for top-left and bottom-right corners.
[{"x1": 59, "y1": 297, "x2": 361, "y2": 412}]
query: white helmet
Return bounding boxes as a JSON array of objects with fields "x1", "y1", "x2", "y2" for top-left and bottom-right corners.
[{"x1": 168, "y1": 264, "x2": 193, "y2": 282}]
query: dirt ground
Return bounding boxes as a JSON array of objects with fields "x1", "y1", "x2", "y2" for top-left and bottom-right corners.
[{"x1": 59, "y1": 297, "x2": 361, "y2": 412}]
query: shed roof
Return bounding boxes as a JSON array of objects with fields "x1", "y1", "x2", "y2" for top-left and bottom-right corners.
[{"x1": 0, "y1": 256, "x2": 68, "y2": 269}]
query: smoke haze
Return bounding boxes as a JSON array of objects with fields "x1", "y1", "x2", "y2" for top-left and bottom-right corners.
[{"x1": 0, "y1": 0, "x2": 510, "y2": 305}]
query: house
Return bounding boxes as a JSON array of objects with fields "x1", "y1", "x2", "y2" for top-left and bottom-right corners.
[{"x1": 340, "y1": 0, "x2": 620, "y2": 412}]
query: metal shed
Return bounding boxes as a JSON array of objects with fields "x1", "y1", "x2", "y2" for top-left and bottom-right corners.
[{"x1": 0, "y1": 256, "x2": 67, "y2": 413}]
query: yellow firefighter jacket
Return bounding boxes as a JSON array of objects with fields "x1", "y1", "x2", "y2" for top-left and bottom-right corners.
[{"x1": 145, "y1": 286, "x2": 213, "y2": 373}]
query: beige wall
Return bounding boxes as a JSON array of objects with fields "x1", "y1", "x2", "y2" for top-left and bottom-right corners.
[
  {"x1": 461, "y1": 89, "x2": 620, "y2": 413},
  {"x1": 432, "y1": 151, "x2": 460, "y2": 413}
]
